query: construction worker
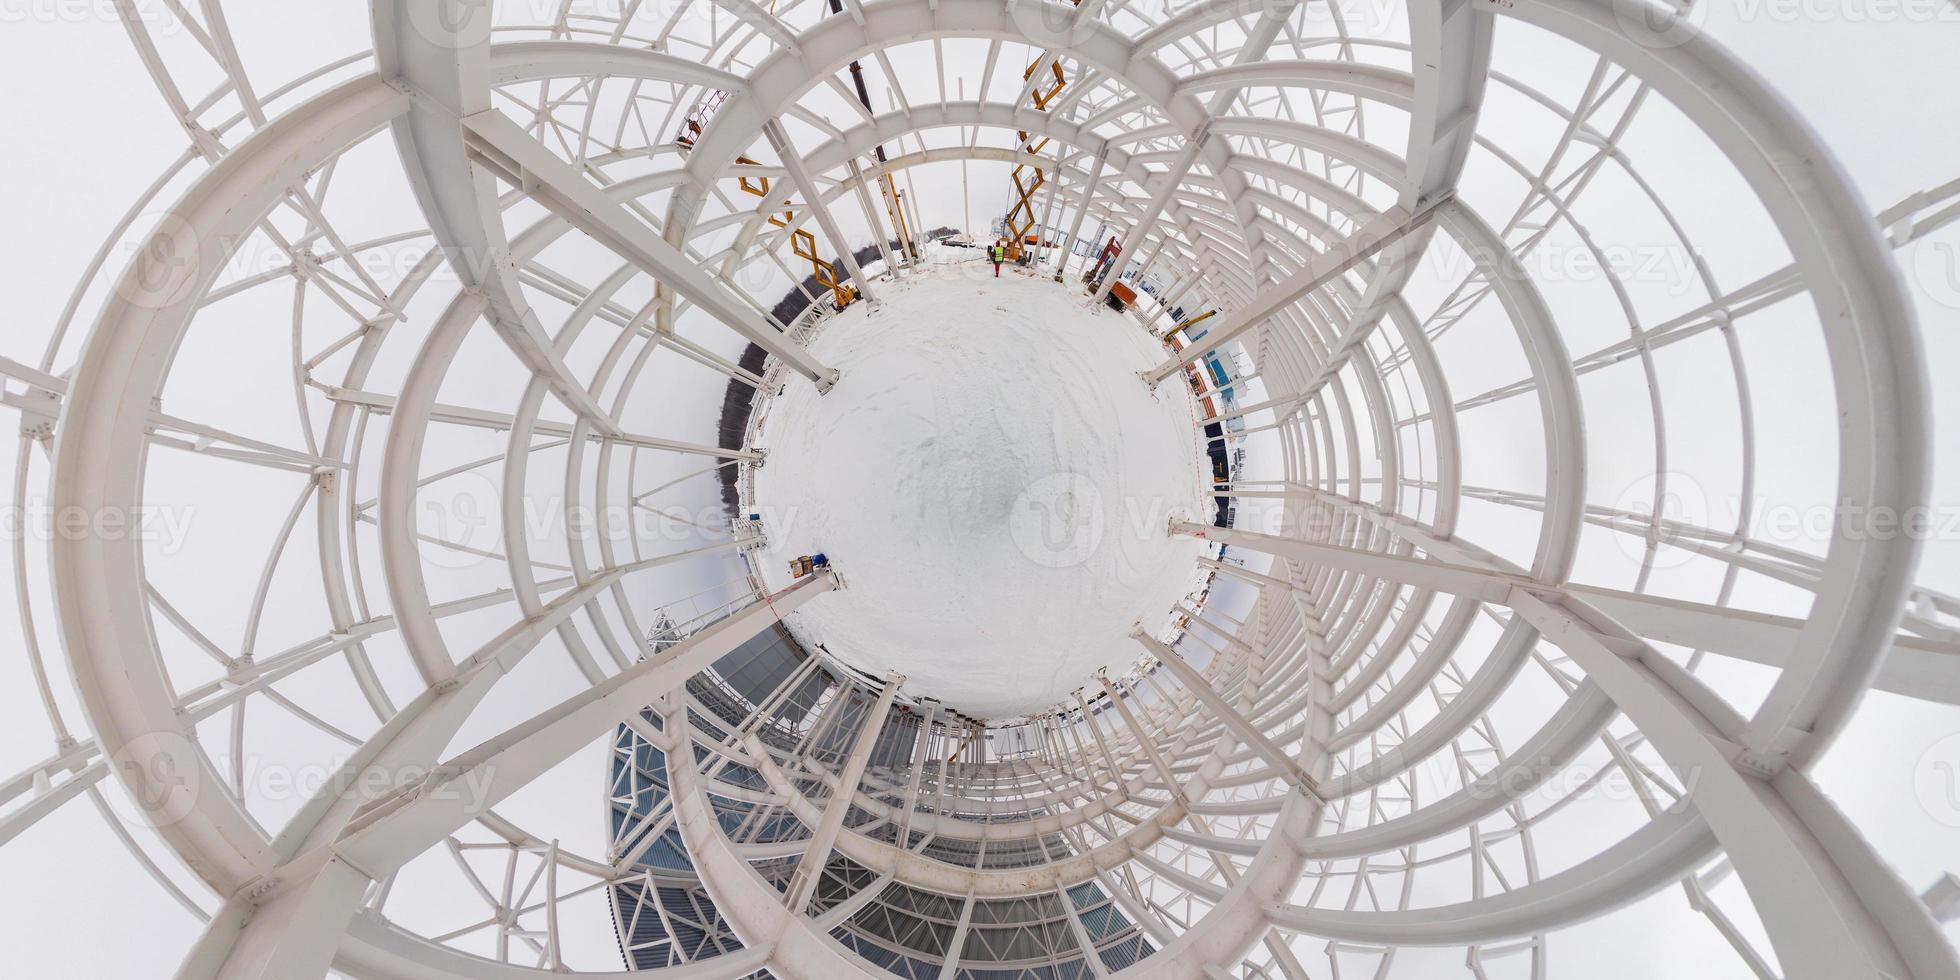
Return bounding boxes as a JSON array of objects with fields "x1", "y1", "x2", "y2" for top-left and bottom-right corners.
[{"x1": 991, "y1": 239, "x2": 1005, "y2": 277}]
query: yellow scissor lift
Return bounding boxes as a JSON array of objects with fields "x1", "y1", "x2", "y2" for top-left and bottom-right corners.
[
  {"x1": 678, "y1": 22, "x2": 912, "y2": 309},
  {"x1": 735, "y1": 155, "x2": 858, "y2": 311},
  {"x1": 1003, "y1": 18, "x2": 1078, "y2": 262},
  {"x1": 1003, "y1": 60, "x2": 1067, "y2": 262}
]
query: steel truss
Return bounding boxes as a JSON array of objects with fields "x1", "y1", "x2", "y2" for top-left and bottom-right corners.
[{"x1": 2, "y1": 1, "x2": 1957, "y2": 979}]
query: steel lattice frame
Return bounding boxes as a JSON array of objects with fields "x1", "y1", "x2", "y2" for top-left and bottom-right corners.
[{"x1": 3, "y1": 1, "x2": 1958, "y2": 979}]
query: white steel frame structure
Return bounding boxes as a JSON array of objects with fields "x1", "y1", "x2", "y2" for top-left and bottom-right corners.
[{"x1": 3, "y1": 1, "x2": 1959, "y2": 979}]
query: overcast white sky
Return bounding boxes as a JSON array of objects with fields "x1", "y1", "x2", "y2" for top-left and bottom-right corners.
[{"x1": 0, "y1": 1, "x2": 1957, "y2": 976}]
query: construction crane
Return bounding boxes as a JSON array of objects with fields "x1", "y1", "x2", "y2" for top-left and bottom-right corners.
[{"x1": 845, "y1": 59, "x2": 920, "y2": 265}]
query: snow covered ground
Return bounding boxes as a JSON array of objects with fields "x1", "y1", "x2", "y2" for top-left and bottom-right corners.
[{"x1": 748, "y1": 265, "x2": 1210, "y2": 717}]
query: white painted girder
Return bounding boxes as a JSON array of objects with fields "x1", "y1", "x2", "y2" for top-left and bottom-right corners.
[
  {"x1": 1187, "y1": 510, "x2": 1959, "y2": 977},
  {"x1": 37, "y1": 32, "x2": 866, "y2": 973},
  {"x1": 372, "y1": 0, "x2": 627, "y2": 437},
  {"x1": 1486, "y1": 0, "x2": 1929, "y2": 771},
  {"x1": 21, "y1": 1, "x2": 1949, "y2": 977},
  {"x1": 51, "y1": 72, "x2": 414, "y2": 901},
  {"x1": 182, "y1": 574, "x2": 836, "y2": 979},
  {"x1": 1143, "y1": 201, "x2": 1448, "y2": 385},
  {"x1": 784, "y1": 675, "x2": 900, "y2": 910},
  {"x1": 461, "y1": 109, "x2": 839, "y2": 387}
]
